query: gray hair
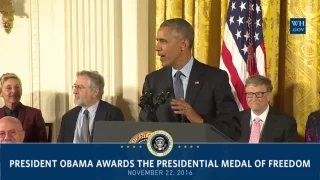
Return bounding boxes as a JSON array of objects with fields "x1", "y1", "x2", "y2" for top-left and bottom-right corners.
[
  {"x1": 245, "y1": 75, "x2": 273, "y2": 92},
  {"x1": 77, "y1": 70, "x2": 105, "y2": 99},
  {"x1": 160, "y1": 18, "x2": 194, "y2": 48}
]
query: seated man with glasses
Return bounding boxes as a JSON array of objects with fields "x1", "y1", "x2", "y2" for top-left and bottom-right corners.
[
  {"x1": 237, "y1": 75, "x2": 298, "y2": 143},
  {"x1": 0, "y1": 116, "x2": 25, "y2": 143},
  {"x1": 57, "y1": 70, "x2": 125, "y2": 143}
]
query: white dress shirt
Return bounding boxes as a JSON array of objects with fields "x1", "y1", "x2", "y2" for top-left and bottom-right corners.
[
  {"x1": 172, "y1": 56, "x2": 194, "y2": 99},
  {"x1": 73, "y1": 101, "x2": 100, "y2": 143}
]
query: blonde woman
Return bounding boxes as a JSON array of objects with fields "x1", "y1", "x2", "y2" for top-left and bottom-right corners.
[{"x1": 0, "y1": 73, "x2": 47, "y2": 142}]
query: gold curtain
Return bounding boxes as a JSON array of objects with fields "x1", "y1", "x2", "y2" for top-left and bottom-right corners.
[{"x1": 154, "y1": 0, "x2": 320, "y2": 141}]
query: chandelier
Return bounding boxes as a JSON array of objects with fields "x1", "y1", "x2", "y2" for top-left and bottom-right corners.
[{"x1": 0, "y1": 0, "x2": 14, "y2": 34}]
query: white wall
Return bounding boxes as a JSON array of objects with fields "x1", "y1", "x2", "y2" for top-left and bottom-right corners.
[{"x1": 0, "y1": 0, "x2": 149, "y2": 142}]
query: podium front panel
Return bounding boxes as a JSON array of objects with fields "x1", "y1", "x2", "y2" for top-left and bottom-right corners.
[{"x1": 93, "y1": 121, "x2": 233, "y2": 143}]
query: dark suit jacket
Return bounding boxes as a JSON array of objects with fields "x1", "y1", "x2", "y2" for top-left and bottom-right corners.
[
  {"x1": 57, "y1": 100, "x2": 125, "y2": 142},
  {"x1": 139, "y1": 59, "x2": 240, "y2": 141},
  {"x1": 0, "y1": 104, "x2": 48, "y2": 142},
  {"x1": 237, "y1": 107, "x2": 298, "y2": 142}
]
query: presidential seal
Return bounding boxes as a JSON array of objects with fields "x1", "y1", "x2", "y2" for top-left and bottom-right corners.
[
  {"x1": 129, "y1": 131, "x2": 152, "y2": 143},
  {"x1": 147, "y1": 130, "x2": 173, "y2": 157}
]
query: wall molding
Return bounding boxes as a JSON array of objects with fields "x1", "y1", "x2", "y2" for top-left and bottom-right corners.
[{"x1": 29, "y1": 0, "x2": 40, "y2": 109}]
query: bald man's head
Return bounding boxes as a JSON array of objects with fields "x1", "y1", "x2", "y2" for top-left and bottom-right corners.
[{"x1": 0, "y1": 116, "x2": 25, "y2": 143}]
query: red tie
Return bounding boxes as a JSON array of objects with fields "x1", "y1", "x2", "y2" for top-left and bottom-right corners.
[{"x1": 249, "y1": 117, "x2": 261, "y2": 143}]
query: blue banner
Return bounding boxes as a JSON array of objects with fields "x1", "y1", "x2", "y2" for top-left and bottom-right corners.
[{"x1": 0, "y1": 143, "x2": 317, "y2": 180}]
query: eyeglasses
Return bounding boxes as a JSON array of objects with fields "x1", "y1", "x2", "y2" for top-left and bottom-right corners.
[
  {"x1": 0, "y1": 129, "x2": 23, "y2": 138},
  {"x1": 245, "y1": 92, "x2": 269, "y2": 98},
  {"x1": 72, "y1": 85, "x2": 87, "y2": 92}
]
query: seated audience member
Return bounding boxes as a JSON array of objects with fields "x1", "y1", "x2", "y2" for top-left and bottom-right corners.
[
  {"x1": 237, "y1": 75, "x2": 298, "y2": 143},
  {"x1": 57, "y1": 70, "x2": 125, "y2": 143},
  {"x1": 305, "y1": 110, "x2": 320, "y2": 142},
  {"x1": 0, "y1": 116, "x2": 25, "y2": 143},
  {"x1": 0, "y1": 73, "x2": 47, "y2": 142}
]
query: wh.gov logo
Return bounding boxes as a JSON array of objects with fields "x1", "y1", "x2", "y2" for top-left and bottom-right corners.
[
  {"x1": 290, "y1": 18, "x2": 306, "y2": 34},
  {"x1": 147, "y1": 130, "x2": 173, "y2": 157}
]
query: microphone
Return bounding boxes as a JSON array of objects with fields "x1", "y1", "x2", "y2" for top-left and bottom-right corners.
[
  {"x1": 153, "y1": 87, "x2": 172, "y2": 112},
  {"x1": 139, "y1": 89, "x2": 154, "y2": 114}
]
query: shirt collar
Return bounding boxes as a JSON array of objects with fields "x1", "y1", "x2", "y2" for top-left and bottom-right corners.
[
  {"x1": 172, "y1": 56, "x2": 194, "y2": 78},
  {"x1": 4, "y1": 102, "x2": 22, "y2": 116},
  {"x1": 80, "y1": 101, "x2": 100, "y2": 116},
  {"x1": 251, "y1": 105, "x2": 270, "y2": 123}
]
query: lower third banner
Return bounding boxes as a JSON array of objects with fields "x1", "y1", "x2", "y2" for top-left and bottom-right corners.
[{"x1": 0, "y1": 142, "x2": 317, "y2": 180}]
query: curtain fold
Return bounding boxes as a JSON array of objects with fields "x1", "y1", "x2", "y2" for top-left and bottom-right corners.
[{"x1": 282, "y1": 0, "x2": 320, "y2": 140}]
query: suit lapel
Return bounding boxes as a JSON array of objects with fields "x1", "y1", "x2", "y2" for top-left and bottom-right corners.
[
  {"x1": 240, "y1": 110, "x2": 251, "y2": 142},
  {"x1": 93, "y1": 101, "x2": 107, "y2": 123},
  {"x1": 17, "y1": 104, "x2": 26, "y2": 125},
  {"x1": 69, "y1": 107, "x2": 81, "y2": 142},
  {"x1": 0, "y1": 107, "x2": 5, "y2": 117},
  {"x1": 185, "y1": 59, "x2": 204, "y2": 106},
  {"x1": 163, "y1": 67, "x2": 174, "y2": 97},
  {"x1": 90, "y1": 101, "x2": 107, "y2": 141},
  {"x1": 260, "y1": 108, "x2": 277, "y2": 142}
]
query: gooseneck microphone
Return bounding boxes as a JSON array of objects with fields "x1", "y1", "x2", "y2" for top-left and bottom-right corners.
[
  {"x1": 153, "y1": 87, "x2": 172, "y2": 113},
  {"x1": 139, "y1": 87, "x2": 172, "y2": 122},
  {"x1": 138, "y1": 89, "x2": 154, "y2": 114}
]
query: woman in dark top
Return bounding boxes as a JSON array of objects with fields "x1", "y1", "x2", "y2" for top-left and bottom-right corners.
[
  {"x1": 0, "y1": 73, "x2": 47, "y2": 142},
  {"x1": 305, "y1": 111, "x2": 320, "y2": 142}
]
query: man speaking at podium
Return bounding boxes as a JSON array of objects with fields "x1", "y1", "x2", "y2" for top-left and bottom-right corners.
[{"x1": 139, "y1": 18, "x2": 240, "y2": 141}]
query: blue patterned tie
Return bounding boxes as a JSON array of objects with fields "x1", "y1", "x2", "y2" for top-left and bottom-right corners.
[{"x1": 174, "y1": 71, "x2": 184, "y2": 99}]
